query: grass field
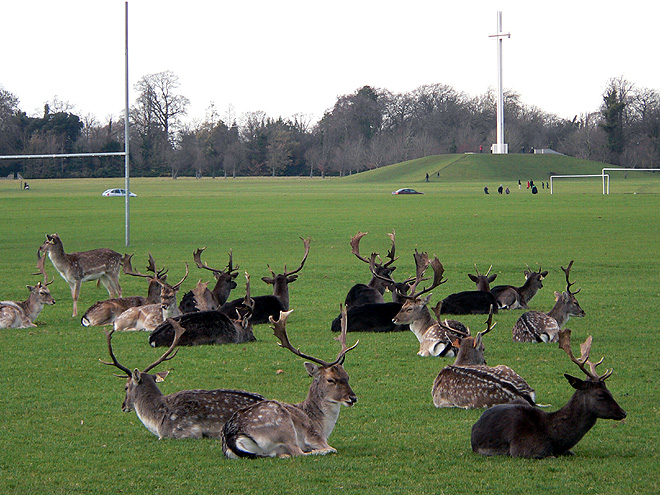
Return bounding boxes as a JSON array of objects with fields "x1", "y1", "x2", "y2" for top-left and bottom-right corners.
[{"x1": 1, "y1": 155, "x2": 659, "y2": 494}]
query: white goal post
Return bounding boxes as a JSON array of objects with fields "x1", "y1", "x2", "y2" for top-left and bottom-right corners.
[
  {"x1": 549, "y1": 174, "x2": 609, "y2": 194},
  {"x1": 601, "y1": 168, "x2": 660, "y2": 194}
]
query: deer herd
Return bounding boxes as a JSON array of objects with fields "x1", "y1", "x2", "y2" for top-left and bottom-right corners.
[{"x1": 1, "y1": 232, "x2": 626, "y2": 459}]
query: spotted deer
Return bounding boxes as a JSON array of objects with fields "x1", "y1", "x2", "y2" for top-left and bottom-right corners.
[
  {"x1": 81, "y1": 254, "x2": 167, "y2": 327},
  {"x1": 392, "y1": 251, "x2": 469, "y2": 357},
  {"x1": 178, "y1": 248, "x2": 239, "y2": 313},
  {"x1": 0, "y1": 260, "x2": 55, "y2": 328},
  {"x1": 101, "y1": 318, "x2": 265, "y2": 439},
  {"x1": 222, "y1": 307, "x2": 358, "y2": 458},
  {"x1": 512, "y1": 261, "x2": 585, "y2": 343},
  {"x1": 490, "y1": 266, "x2": 548, "y2": 310},
  {"x1": 432, "y1": 309, "x2": 536, "y2": 408},
  {"x1": 471, "y1": 329, "x2": 626, "y2": 458},
  {"x1": 37, "y1": 233, "x2": 123, "y2": 316},
  {"x1": 112, "y1": 255, "x2": 188, "y2": 332}
]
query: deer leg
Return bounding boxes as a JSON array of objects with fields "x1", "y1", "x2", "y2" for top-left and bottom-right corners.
[{"x1": 70, "y1": 281, "x2": 81, "y2": 317}]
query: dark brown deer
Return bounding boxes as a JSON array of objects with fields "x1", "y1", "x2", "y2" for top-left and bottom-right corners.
[
  {"x1": 81, "y1": 254, "x2": 167, "y2": 327},
  {"x1": 37, "y1": 233, "x2": 123, "y2": 316},
  {"x1": 432, "y1": 309, "x2": 536, "y2": 408},
  {"x1": 149, "y1": 272, "x2": 256, "y2": 347},
  {"x1": 101, "y1": 319, "x2": 265, "y2": 439},
  {"x1": 179, "y1": 248, "x2": 239, "y2": 313},
  {"x1": 512, "y1": 261, "x2": 585, "y2": 343},
  {"x1": 222, "y1": 307, "x2": 358, "y2": 458},
  {"x1": 220, "y1": 237, "x2": 310, "y2": 324},
  {"x1": 490, "y1": 266, "x2": 548, "y2": 310},
  {"x1": 392, "y1": 251, "x2": 468, "y2": 357},
  {"x1": 0, "y1": 259, "x2": 55, "y2": 328},
  {"x1": 436, "y1": 264, "x2": 499, "y2": 315},
  {"x1": 471, "y1": 329, "x2": 626, "y2": 458}
]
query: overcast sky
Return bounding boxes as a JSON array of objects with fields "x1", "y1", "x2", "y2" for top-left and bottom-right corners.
[{"x1": 2, "y1": 1, "x2": 657, "y2": 125}]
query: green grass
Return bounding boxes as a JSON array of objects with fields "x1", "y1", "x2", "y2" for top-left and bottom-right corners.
[{"x1": 1, "y1": 155, "x2": 659, "y2": 494}]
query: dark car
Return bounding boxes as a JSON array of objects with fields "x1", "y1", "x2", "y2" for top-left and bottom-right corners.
[{"x1": 392, "y1": 188, "x2": 423, "y2": 195}]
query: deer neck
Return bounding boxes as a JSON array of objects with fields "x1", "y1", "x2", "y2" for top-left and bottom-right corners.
[
  {"x1": 299, "y1": 381, "x2": 342, "y2": 441},
  {"x1": 272, "y1": 280, "x2": 290, "y2": 310},
  {"x1": 547, "y1": 301, "x2": 570, "y2": 328},
  {"x1": 23, "y1": 293, "x2": 44, "y2": 321},
  {"x1": 409, "y1": 306, "x2": 437, "y2": 343},
  {"x1": 161, "y1": 303, "x2": 181, "y2": 320},
  {"x1": 132, "y1": 380, "x2": 168, "y2": 437},
  {"x1": 546, "y1": 391, "x2": 598, "y2": 454},
  {"x1": 517, "y1": 279, "x2": 540, "y2": 305},
  {"x1": 45, "y1": 242, "x2": 69, "y2": 270}
]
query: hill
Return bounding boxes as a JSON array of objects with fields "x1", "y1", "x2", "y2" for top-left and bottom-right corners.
[{"x1": 342, "y1": 153, "x2": 610, "y2": 184}]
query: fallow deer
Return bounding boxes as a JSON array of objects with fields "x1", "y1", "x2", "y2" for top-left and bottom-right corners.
[
  {"x1": 149, "y1": 273, "x2": 256, "y2": 347},
  {"x1": 222, "y1": 307, "x2": 358, "y2": 458},
  {"x1": 392, "y1": 251, "x2": 468, "y2": 357},
  {"x1": 490, "y1": 266, "x2": 548, "y2": 310},
  {"x1": 0, "y1": 260, "x2": 55, "y2": 329},
  {"x1": 220, "y1": 236, "x2": 310, "y2": 324},
  {"x1": 512, "y1": 261, "x2": 585, "y2": 343},
  {"x1": 178, "y1": 248, "x2": 239, "y2": 313},
  {"x1": 471, "y1": 329, "x2": 626, "y2": 458},
  {"x1": 80, "y1": 254, "x2": 167, "y2": 327},
  {"x1": 112, "y1": 256, "x2": 189, "y2": 332},
  {"x1": 101, "y1": 319, "x2": 265, "y2": 439},
  {"x1": 38, "y1": 233, "x2": 123, "y2": 316},
  {"x1": 432, "y1": 309, "x2": 536, "y2": 408},
  {"x1": 436, "y1": 264, "x2": 498, "y2": 315}
]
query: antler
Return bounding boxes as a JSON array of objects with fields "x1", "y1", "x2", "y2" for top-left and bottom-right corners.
[
  {"x1": 284, "y1": 237, "x2": 311, "y2": 276},
  {"x1": 170, "y1": 263, "x2": 190, "y2": 291},
  {"x1": 332, "y1": 304, "x2": 360, "y2": 366},
  {"x1": 475, "y1": 305, "x2": 497, "y2": 347},
  {"x1": 33, "y1": 253, "x2": 54, "y2": 285},
  {"x1": 383, "y1": 230, "x2": 398, "y2": 267},
  {"x1": 123, "y1": 253, "x2": 157, "y2": 279},
  {"x1": 99, "y1": 328, "x2": 133, "y2": 377},
  {"x1": 193, "y1": 247, "x2": 238, "y2": 276},
  {"x1": 558, "y1": 329, "x2": 612, "y2": 381},
  {"x1": 350, "y1": 231, "x2": 371, "y2": 263},
  {"x1": 561, "y1": 260, "x2": 581, "y2": 295},
  {"x1": 401, "y1": 250, "x2": 446, "y2": 300},
  {"x1": 143, "y1": 318, "x2": 187, "y2": 372},
  {"x1": 474, "y1": 264, "x2": 493, "y2": 277}
]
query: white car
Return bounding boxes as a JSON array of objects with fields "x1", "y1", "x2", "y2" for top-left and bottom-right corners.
[{"x1": 102, "y1": 188, "x2": 136, "y2": 197}]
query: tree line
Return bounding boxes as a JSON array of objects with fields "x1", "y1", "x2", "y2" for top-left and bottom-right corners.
[{"x1": 1, "y1": 73, "x2": 658, "y2": 179}]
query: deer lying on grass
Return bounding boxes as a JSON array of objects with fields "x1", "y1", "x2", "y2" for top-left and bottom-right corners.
[
  {"x1": 149, "y1": 273, "x2": 256, "y2": 347},
  {"x1": 490, "y1": 266, "x2": 548, "y2": 310},
  {"x1": 179, "y1": 248, "x2": 238, "y2": 313},
  {"x1": 471, "y1": 329, "x2": 626, "y2": 458},
  {"x1": 81, "y1": 254, "x2": 167, "y2": 327},
  {"x1": 222, "y1": 307, "x2": 358, "y2": 458},
  {"x1": 432, "y1": 309, "x2": 536, "y2": 408},
  {"x1": 101, "y1": 319, "x2": 265, "y2": 439},
  {"x1": 37, "y1": 233, "x2": 123, "y2": 317},
  {"x1": 112, "y1": 256, "x2": 189, "y2": 332},
  {"x1": 512, "y1": 261, "x2": 584, "y2": 343},
  {"x1": 221, "y1": 237, "x2": 310, "y2": 324},
  {"x1": 0, "y1": 261, "x2": 55, "y2": 328},
  {"x1": 392, "y1": 251, "x2": 469, "y2": 357},
  {"x1": 436, "y1": 264, "x2": 499, "y2": 315}
]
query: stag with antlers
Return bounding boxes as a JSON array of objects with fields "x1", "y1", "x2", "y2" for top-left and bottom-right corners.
[
  {"x1": 490, "y1": 265, "x2": 548, "y2": 310},
  {"x1": 512, "y1": 260, "x2": 585, "y2": 343},
  {"x1": 178, "y1": 248, "x2": 239, "y2": 313},
  {"x1": 101, "y1": 319, "x2": 264, "y2": 439},
  {"x1": 222, "y1": 307, "x2": 358, "y2": 458},
  {"x1": 0, "y1": 258, "x2": 55, "y2": 329},
  {"x1": 471, "y1": 328, "x2": 626, "y2": 458},
  {"x1": 436, "y1": 264, "x2": 499, "y2": 315}
]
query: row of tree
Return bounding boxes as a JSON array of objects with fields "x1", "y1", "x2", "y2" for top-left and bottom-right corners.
[{"x1": 1, "y1": 73, "x2": 658, "y2": 179}]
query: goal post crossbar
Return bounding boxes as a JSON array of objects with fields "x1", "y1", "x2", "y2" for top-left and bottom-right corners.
[
  {"x1": 550, "y1": 174, "x2": 608, "y2": 194},
  {"x1": 0, "y1": 152, "x2": 126, "y2": 160},
  {"x1": 601, "y1": 168, "x2": 660, "y2": 194}
]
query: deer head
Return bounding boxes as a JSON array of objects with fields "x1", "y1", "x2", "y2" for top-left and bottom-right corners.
[
  {"x1": 468, "y1": 264, "x2": 496, "y2": 292},
  {"x1": 453, "y1": 307, "x2": 496, "y2": 366},
  {"x1": 193, "y1": 247, "x2": 239, "y2": 302},
  {"x1": 124, "y1": 254, "x2": 188, "y2": 313},
  {"x1": 350, "y1": 231, "x2": 397, "y2": 290}
]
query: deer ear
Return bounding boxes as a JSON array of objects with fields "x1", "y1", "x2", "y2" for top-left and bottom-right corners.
[
  {"x1": 262, "y1": 277, "x2": 275, "y2": 285},
  {"x1": 554, "y1": 291, "x2": 562, "y2": 301},
  {"x1": 564, "y1": 373, "x2": 586, "y2": 390},
  {"x1": 304, "y1": 362, "x2": 321, "y2": 377},
  {"x1": 132, "y1": 369, "x2": 142, "y2": 384},
  {"x1": 26, "y1": 285, "x2": 35, "y2": 291},
  {"x1": 421, "y1": 294, "x2": 432, "y2": 305},
  {"x1": 155, "y1": 371, "x2": 170, "y2": 382},
  {"x1": 468, "y1": 274, "x2": 478, "y2": 283},
  {"x1": 488, "y1": 274, "x2": 497, "y2": 283},
  {"x1": 540, "y1": 271, "x2": 548, "y2": 278}
]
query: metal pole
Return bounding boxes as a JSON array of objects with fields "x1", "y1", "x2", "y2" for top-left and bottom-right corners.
[
  {"x1": 489, "y1": 11, "x2": 510, "y2": 154},
  {"x1": 124, "y1": 1, "x2": 130, "y2": 247}
]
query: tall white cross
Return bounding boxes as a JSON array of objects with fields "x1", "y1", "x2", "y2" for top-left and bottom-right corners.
[{"x1": 489, "y1": 11, "x2": 510, "y2": 154}]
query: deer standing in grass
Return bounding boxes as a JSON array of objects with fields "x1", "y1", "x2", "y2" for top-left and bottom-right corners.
[
  {"x1": 178, "y1": 248, "x2": 239, "y2": 313},
  {"x1": 512, "y1": 261, "x2": 585, "y2": 343},
  {"x1": 37, "y1": 233, "x2": 123, "y2": 317},
  {"x1": 81, "y1": 254, "x2": 167, "y2": 327},
  {"x1": 471, "y1": 329, "x2": 626, "y2": 458},
  {"x1": 490, "y1": 266, "x2": 548, "y2": 310},
  {"x1": 0, "y1": 260, "x2": 55, "y2": 329},
  {"x1": 222, "y1": 307, "x2": 358, "y2": 458},
  {"x1": 101, "y1": 318, "x2": 265, "y2": 439},
  {"x1": 392, "y1": 251, "x2": 469, "y2": 357},
  {"x1": 432, "y1": 309, "x2": 536, "y2": 408}
]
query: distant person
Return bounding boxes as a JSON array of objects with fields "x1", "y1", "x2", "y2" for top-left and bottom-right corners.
[
  {"x1": 437, "y1": 172, "x2": 440, "y2": 177},
  {"x1": 542, "y1": 182, "x2": 545, "y2": 189},
  {"x1": 530, "y1": 180, "x2": 535, "y2": 187},
  {"x1": 518, "y1": 179, "x2": 521, "y2": 189},
  {"x1": 24, "y1": 182, "x2": 29, "y2": 190},
  {"x1": 505, "y1": 187, "x2": 510, "y2": 194},
  {"x1": 479, "y1": 145, "x2": 483, "y2": 153},
  {"x1": 531, "y1": 185, "x2": 538, "y2": 194},
  {"x1": 426, "y1": 173, "x2": 429, "y2": 182},
  {"x1": 527, "y1": 181, "x2": 530, "y2": 189},
  {"x1": 484, "y1": 186, "x2": 489, "y2": 194},
  {"x1": 497, "y1": 184, "x2": 503, "y2": 194}
]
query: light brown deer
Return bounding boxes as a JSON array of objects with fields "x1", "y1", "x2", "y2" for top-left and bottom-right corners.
[
  {"x1": 37, "y1": 233, "x2": 123, "y2": 317},
  {"x1": 101, "y1": 318, "x2": 265, "y2": 439},
  {"x1": 490, "y1": 266, "x2": 548, "y2": 310},
  {"x1": 178, "y1": 248, "x2": 239, "y2": 313},
  {"x1": 81, "y1": 254, "x2": 167, "y2": 327},
  {"x1": 0, "y1": 260, "x2": 55, "y2": 328},
  {"x1": 112, "y1": 256, "x2": 188, "y2": 332},
  {"x1": 432, "y1": 309, "x2": 536, "y2": 408},
  {"x1": 222, "y1": 307, "x2": 358, "y2": 458},
  {"x1": 392, "y1": 250, "x2": 468, "y2": 357},
  {"x1": 512, "y1": 261, "x2": 585, "y2": 342},
  {"x1": 471, "y1": 329, "x2": 626, "y2": 458}
]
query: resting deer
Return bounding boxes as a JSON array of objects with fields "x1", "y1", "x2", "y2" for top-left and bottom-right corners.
[
  {"x1": 432, "y1": 309, "x2": 536, "y2": 408},
  {"x1": 221, "y1": 236, "x2": 310, "y2": 324},
  {"x1": 38, "y1": 233, "x2": 123, "y2": 316},
  {"x1": 113, "y1": 256, "x2": 189, "y2": 332},
  {"x1": 392, "y1": 251, "x2": 468, "y2": 357},
  {"x1": 471, "y1": 328, "x2": 626, "y2": 458},
  {"x1": 490, "y1": 266, "x2": 548, "y2": 310},
  {"x1": 81, "y1": 254, "x2": 167, "y2": 327},
  {"x1": 149, "y1": 273, "x2": 256, "y2": 347},
  {"x1": 101, "y1": 319, "x2": 265, "y2": 439},
  {"x1": 179, "y1": 248, "x2": 238, "y2": 313},
  {"x1": 436, "y1": 264, "x2": 498, "y2": 315},
  {"x1": 0, "y1": 260, "x2": 55, "y2": 328},
  {"x1": 344, "y1": 231, "x2": 398, "y2": 307},
  {"x1": 512, "y1": 261, "x2": 585, "y2": 343},
  {"x1": 222, "y1": 307, "x2": 358, "y2": 458}
]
